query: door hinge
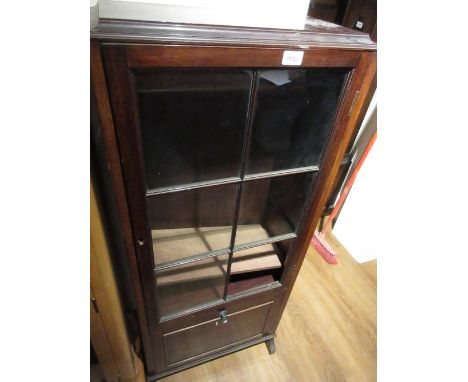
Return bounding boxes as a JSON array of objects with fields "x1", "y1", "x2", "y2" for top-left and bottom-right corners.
[{"x1": 348, "y1": 90, "x2": 360, "y2": 117}]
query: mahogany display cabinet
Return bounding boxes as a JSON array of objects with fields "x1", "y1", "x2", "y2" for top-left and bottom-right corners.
[{"x1": 91, "y1": 18, "x2": 376, "y2": 380}]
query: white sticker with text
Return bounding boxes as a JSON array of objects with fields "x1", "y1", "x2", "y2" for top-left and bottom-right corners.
[{"x1": 282, "y1": 50, "x2": 304, "y2": 66}]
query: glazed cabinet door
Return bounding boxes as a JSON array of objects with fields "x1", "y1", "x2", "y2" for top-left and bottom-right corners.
[{"x1": 102, "y1": 44, "x2": 364, "y2": 330}]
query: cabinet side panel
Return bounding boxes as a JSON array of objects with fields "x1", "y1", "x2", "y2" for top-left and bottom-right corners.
[{"x1": 91, "y1": 40, "x2": 156, "y2": 373}]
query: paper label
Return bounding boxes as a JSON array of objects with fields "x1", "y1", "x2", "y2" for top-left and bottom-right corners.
[
  {"x1": 282, "y1": 50, "x2": 304, "y2": 66},
  {"x1": 356, "y1": 20, "x2": 364, "y2": 29}
]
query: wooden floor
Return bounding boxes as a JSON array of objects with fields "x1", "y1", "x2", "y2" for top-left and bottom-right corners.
[{"x1": 162, "y1": 232, "x2": 377, "y2": 382}]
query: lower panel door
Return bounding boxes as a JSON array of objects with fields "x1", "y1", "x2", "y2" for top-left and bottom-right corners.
[{"x1": 154, "y1": 286, "x2": 286, "y2": 371}]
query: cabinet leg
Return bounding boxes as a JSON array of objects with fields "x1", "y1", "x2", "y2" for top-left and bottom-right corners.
[{"x1": 265, "y1": 338, "x2": 276, "y2": 355}]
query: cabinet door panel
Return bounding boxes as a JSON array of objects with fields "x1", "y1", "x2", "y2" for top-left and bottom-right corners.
[{"x1": 163, "y1": 301, "x2": 272, "y2": 366}]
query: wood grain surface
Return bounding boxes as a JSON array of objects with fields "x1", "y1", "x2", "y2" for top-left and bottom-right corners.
[
  {"x1": 155, "y1": 229, "x2": 282, "y2": 286},
  {"x1": 161, "y1": 232, "x2": 376, "y2": 382},
  {"x1": 152, "y1": 224, "x2": 271, "y2": 265}
]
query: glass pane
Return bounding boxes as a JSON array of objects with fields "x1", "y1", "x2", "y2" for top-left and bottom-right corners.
[
  {"x1": 228, "y1": 238, "x2": 294, "y2": 296},
  {"x1": 235, "y1": 172, "x2": 314, "y2": 247},
  {"x1": 245, "y1": 68, "x2": 349, "y2": 175},
  {"x1": 149, "y1": 183, "x2": 238, "y2": 265},
  {"x1": 135, "y1": 69, "x2": 252, "y2": 190},
  {"x1": 156, "y1": 254, "x2": 229, "y2": 317}
]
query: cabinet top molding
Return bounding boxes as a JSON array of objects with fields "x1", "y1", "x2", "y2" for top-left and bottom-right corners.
[{"x1": 91, "y1": 17, "x2": 377, "y2": 50}]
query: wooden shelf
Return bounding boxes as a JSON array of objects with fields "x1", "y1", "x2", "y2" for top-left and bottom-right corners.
[
  {"x1": 157, "y1": 278, "x2": 225, "y2": 318},
  {"x1": 234, "y1": 224, "x2": 270, "y2": 244},
  {"x1": 152, "y1": 226, "x2": 232, "y2": 265},
  {"x1": 156, "y1": 255, "x2": 227, "y2": 286},
  {"x1": 227, "y1": 274, "x2": 276, "y2": 295},
  {"x1": 156, "y1": 233, "x2": 282, "y2": 286},
  {"x1": 153, "y1": 224, "x2": 278, "y2": 266},
  {"x1": 231, "y1": 243, "x2": 282, "y2": 275}
]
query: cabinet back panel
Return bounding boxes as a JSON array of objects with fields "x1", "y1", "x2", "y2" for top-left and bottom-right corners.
[{"x1": 148, "y1": 183, "x2": 238, "y2": 229}]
